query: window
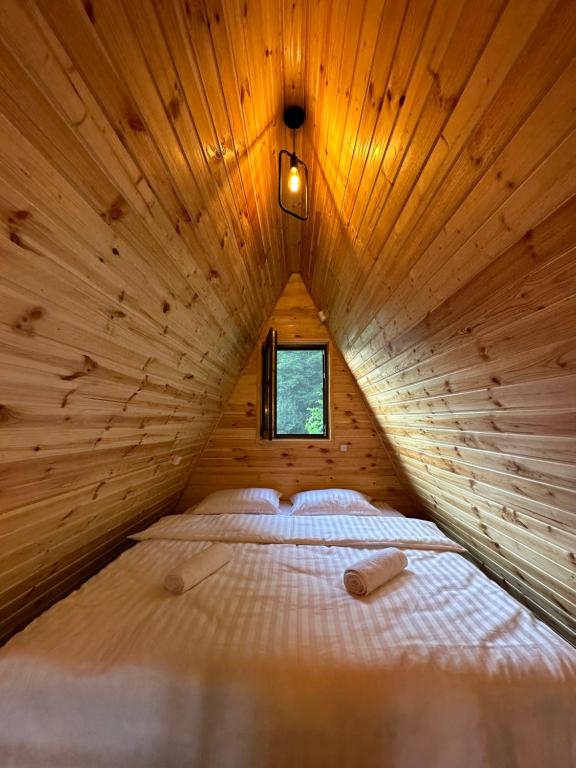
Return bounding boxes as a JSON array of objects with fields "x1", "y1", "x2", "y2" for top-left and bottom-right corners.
[{"x1": 260, "y1": 330, "x2": 329, "y2": 439}]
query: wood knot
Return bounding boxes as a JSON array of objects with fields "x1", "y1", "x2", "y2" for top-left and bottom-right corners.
[
  {"x1": 128, "y1": 114, "x2": 146, "y2": 132},
  {"x1": 167, "y1": 96, "x2": 180, "y2": 120},
  {"x1": 0, "y1": 404, "x2": 15, "y2": 424},
  {"x1": 60, "y1": 354, "x2": 98, "y2": 381},
  {"x1": 84, "y1": 0, "x2": 95, "y2": 22},
  {"x1": 12, "y1": 306, "x2": 44, "y2": 336},
  {"x1": 108, "y1": 204, "x2": 124, "y2": 221},
  {"x1": 103, "y1": 196, "x2": 126, "y2": 223}
]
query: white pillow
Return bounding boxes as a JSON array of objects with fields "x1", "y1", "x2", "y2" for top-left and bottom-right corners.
[
  {"x1": 188, "y1": 488, "x2": 281, "y2": 515},
  {"x1": 290, "y1": 488, "x2": 382, "y2": 516}
]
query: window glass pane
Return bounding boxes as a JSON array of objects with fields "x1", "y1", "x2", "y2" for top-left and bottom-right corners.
[{"x1": 276, "y1": 348, "x2": 325, "y2": 436}]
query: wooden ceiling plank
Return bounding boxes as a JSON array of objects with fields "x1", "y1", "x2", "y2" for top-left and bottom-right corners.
[
  {"x1": 314, "y1": 0, "x2": 434, "y2": 316},
  {"x1": 349, "y1": 182, "x2": 576, "y2": 382},
  {"x1": 339, "y1": 0, "x2": 576, "y2": 345},
  {"x1": 0, "y1": 7, "x2": 254, "y2": 351},
  {"x1": 217, "y1": 0, "x2": 287, "y2": 293},
  {"x1": 310, "y1": 0, "x2": 391, "y2": 307},
  {"x1": 361, "y1": 295, "x2": 576, "y2": 392},
  {"x1": 29, "y1": 0, "x2": 266, "y2": 339},
  {"x1": 81, "y1": 0, "x2": 259, "y2": 333},
  {"x1": 127, "y1": 0, "x2": 265, "y2": 319}
]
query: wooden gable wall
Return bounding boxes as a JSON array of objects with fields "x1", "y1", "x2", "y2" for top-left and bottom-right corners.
[{"x1": 181, "y1": 274, "x2": 412, "y2": 510}]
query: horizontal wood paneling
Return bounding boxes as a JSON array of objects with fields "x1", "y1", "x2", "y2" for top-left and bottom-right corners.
[
  {"x1": 180, "y1": 274, "x2": 413, "y2": 510},
  {"x1": 0, "y1": 0, "x2": 293, "y2": 644},
  {"x1": 301, "y1": 0, "x2": 576, "y2": 641}
]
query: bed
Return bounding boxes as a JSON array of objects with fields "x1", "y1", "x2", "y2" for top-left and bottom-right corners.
[{"x1": 0, "y1": 508, "x2": 574, "y2": 767}]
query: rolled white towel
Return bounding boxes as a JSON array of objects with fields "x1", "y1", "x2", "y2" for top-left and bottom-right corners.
[
  {"x1": 164, "y1": 543, "x2": 233, "y2": 594},
  {"x1": 343, "y1": 548, "x2": 408, "y2": 596}
]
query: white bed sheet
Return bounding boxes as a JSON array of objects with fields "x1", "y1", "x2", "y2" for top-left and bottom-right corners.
[
  {"x1": 131, "y1": 513, "x2": 460, "y2": 551},
  {"x1": 188, "y1": 500, "x2": 403, "y2": 516},
  {"x1": 0, "y1": 516, "x2": 574, "y2": 768}
]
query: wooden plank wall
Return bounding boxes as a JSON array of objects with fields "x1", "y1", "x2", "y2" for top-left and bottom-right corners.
[
  {"x1": 0, "y1": 0, "x2": 294, "y2": 644},
  {"x1": 181, "y1": 274, "x2": 412, "y2": 510},
  {"x1": 299, "y1": 0, "x2": 576, "y2": 641}
]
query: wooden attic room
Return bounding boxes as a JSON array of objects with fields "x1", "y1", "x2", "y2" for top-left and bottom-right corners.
[{"x1": 0, "y1": 0, "x2": 575, "y2": 765}]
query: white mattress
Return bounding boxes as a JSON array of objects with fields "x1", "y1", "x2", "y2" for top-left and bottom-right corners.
[{"x1": 0, "y1": 514, "x2": 574, "y2": 768}]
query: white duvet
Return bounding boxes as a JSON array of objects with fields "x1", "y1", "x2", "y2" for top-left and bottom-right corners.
[
  {"x1": 0, "y1": 515, "x2": 574, "y2": 768},
  {"x1": 130, "y1": 512, "x2": 467, "y2": 551}
]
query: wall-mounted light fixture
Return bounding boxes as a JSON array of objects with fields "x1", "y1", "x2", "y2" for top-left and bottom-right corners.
[{"x1": 278, "y1": 105, "x2": 308, "y2": 221}]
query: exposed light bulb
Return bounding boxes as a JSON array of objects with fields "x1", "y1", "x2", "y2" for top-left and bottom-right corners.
[{"x1": 288, "y1": 164, "x2": 301, "y2": 193}]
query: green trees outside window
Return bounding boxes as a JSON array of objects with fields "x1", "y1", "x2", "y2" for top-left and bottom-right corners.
[
  {"x1": 260, "y1": 332, "x2": 329, "y2": 440},
  {"x1": 276, "y1": 348, "x2": 326, "y2": 436}
]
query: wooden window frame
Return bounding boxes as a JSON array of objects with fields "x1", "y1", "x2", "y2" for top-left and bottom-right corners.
[
  {"x1": 260, "y1": 328, "x2": 277, "y2": 440},
  {"x1": 260, "y1": 332, "x2": 330, "y2": 441}
]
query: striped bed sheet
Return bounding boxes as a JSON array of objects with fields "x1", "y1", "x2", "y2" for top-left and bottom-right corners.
[
  {"x1": 187, "y1": 499, "x2": 404, "y2": 516},
  {"x1": 0, "y1": 518, "x2": 574, "y2": 767},
  {"x1": 131, "y1": 513, "x2": 464, "y2": 551}
]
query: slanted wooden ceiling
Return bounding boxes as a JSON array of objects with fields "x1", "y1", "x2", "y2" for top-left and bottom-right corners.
[
  {"x1": 0, "y1": 0, "x2": 294, "y2": 643},
  {"x1": 0, "y1": 0, "x2": 575, "y2": 643},
  {"x1": 298, "y1": 0, "x2": 576, "y2": 641}
]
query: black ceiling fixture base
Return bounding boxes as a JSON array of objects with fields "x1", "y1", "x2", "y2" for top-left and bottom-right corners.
[{"x1": 283, "y1": 105, "x2": 305, "y2": 130}]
